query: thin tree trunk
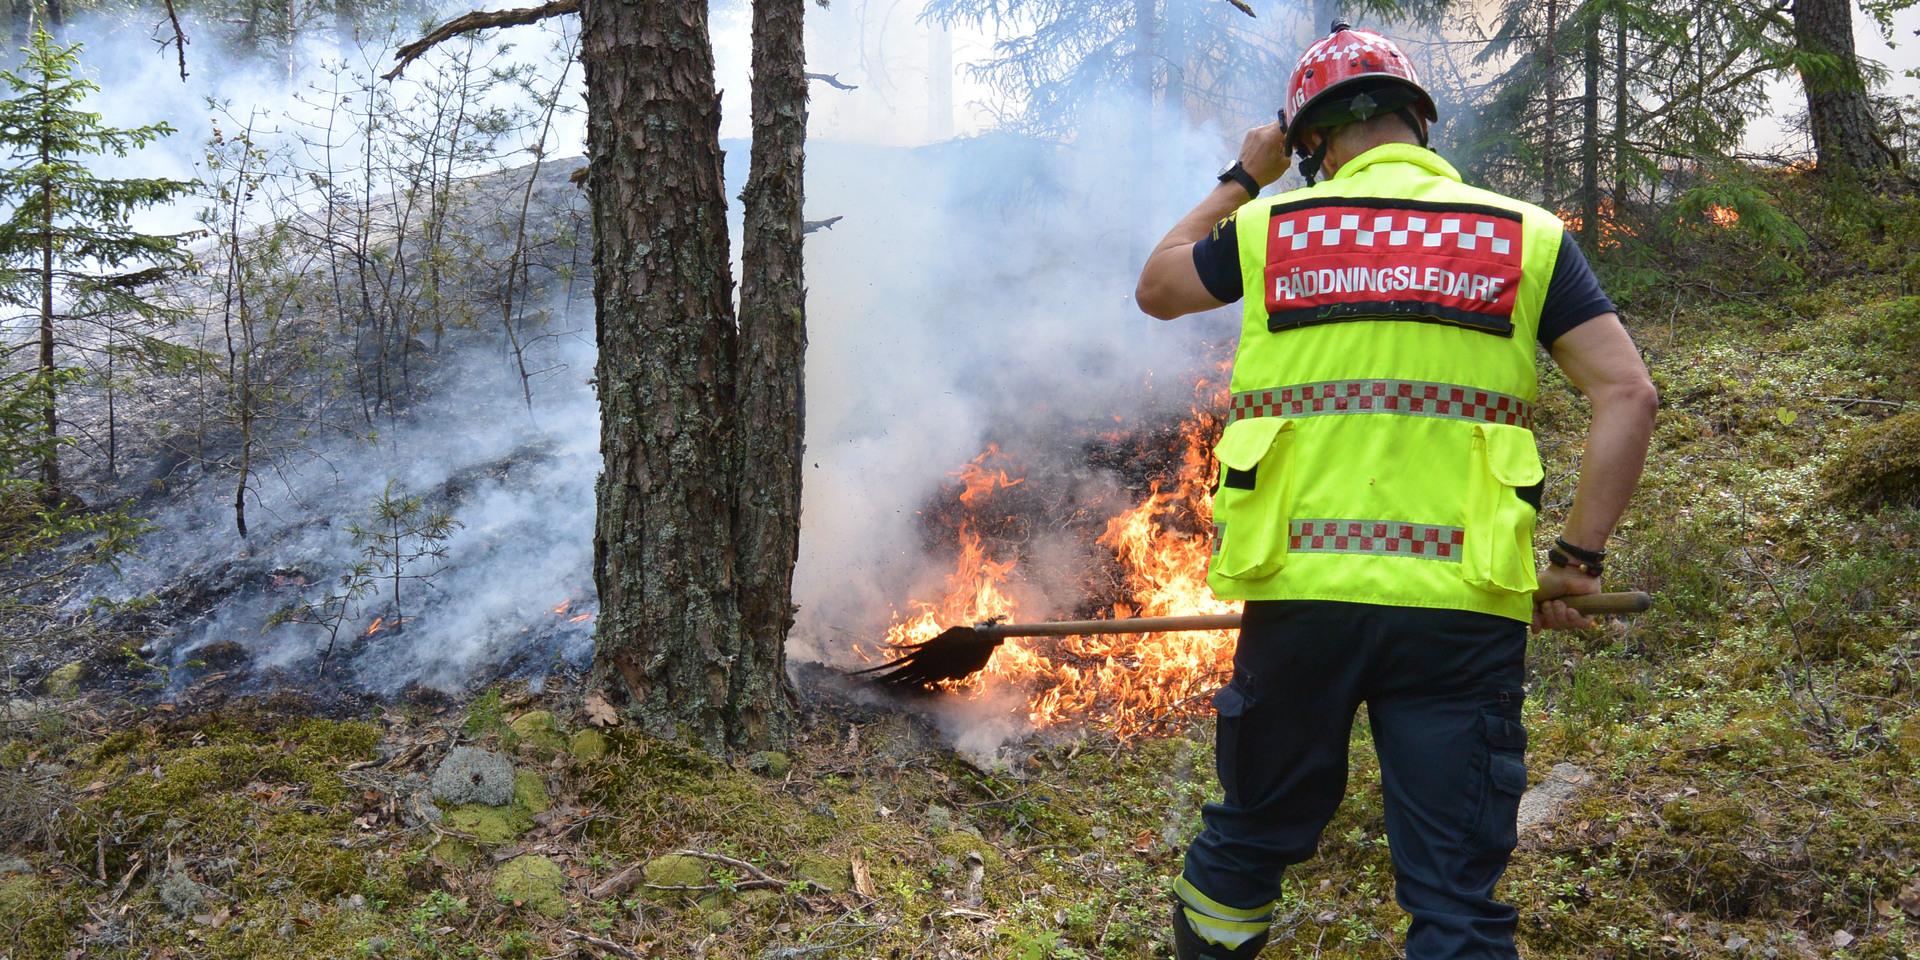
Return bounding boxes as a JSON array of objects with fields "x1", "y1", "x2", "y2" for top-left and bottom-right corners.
[
  {"x1": 1542, "y1": 0, "x2": 1559, "y2": 205},
  {"x1": 37, "y1": 130, "x2": 59, "y2": 500},
  {"x1": 584, "y1": 0, "x2": 748, "y2": 750},
  {"x1": 733, "y1": 0, "x2": 807, "y2": 751},
  {"x1": 1792, "y1": 0, "x2": 1898, "y2": 173},
  {"x1": 1611, "y1": 0, "x2": 1627, "y2": 206},
  {"x1": 1580, "y1": 5, "x2": 1600, "y2": 250}
]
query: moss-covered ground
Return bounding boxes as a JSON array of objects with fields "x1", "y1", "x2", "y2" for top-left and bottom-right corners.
[{"x1": 2, "y1": 177, "x2": 1917, "y2": 959}]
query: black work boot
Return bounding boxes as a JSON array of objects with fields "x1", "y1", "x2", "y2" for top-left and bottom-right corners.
[{"x1": 1171, "y1": 899, "x2": 1270, "y2": 960}]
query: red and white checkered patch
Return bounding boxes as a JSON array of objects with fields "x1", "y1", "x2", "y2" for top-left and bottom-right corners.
[
  {"x1": 1263, "y1": 200, "x2": 1525, "y2": 336},
  {"x1": 1288, "y1": 519, "x2": 1465, "y2": 561}
]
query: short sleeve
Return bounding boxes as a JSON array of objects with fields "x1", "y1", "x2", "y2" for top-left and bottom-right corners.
[
  {"x1": 1537, "y1": 232, "x2": 1616, "y2": 347},
  {"x1": 1191, "y1": 211, "x2": 1245, "y2": 304}
]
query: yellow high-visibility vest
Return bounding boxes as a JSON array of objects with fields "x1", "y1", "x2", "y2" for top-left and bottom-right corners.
[{"x1": 1208, "y1": 142, "x2": 1566, "y2": 622}]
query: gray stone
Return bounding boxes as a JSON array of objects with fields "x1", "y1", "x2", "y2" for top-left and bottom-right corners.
[
  {"x1": 1517, "y1": 762, "x2": 1591, "y2": 834},
  {"x1": 429, "y1": 746, "x2": 516, "y2": 807},
  {"x1": 156, "y1": 870, "x2": 207, "y2": 919},
  {"x1": 0, "y1": 855, "x2": 30, "y2": 876}
]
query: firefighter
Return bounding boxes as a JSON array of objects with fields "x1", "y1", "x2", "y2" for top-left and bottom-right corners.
[{"x1": 1133, "y1": 21, "x2": 1658, "y2": 960}]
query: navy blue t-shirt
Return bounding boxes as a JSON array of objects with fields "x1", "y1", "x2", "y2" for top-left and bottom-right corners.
[{"x1": 1190, "y1": 212, "x2": 1614, "y2": 347}]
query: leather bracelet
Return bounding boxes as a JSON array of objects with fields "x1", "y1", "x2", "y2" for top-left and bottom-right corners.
[
  {"x1": 1547, "y1": 547, "x2": 1604, "y2": 578},
  {"x1": 1553, "y1": 536, "x2": 1606, "y2": 564},
  {"x1": 1217, "y1": 161, "x2": 1260, "y2": 200}
]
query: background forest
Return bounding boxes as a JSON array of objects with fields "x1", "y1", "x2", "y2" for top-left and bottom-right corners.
[{"x1": 0, "y1": 0, "x2": 1917, "y2": 957}]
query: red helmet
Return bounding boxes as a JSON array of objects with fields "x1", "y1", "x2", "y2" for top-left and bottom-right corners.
[{"x1": 1281, "y1": 21, "x2": 1436, "y2": 157}]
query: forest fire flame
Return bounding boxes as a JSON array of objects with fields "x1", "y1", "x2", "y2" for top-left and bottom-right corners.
[
  {"x1": 1705, "y1": 204, "x2": 1739, "y2": 227},
  {"x1": 866, "y1": 375, "x2": 1240, "y2": 739}
]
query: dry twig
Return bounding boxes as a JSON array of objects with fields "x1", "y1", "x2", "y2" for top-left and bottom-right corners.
[{"x1": 384, "y1": 0, "x2": 582, "y2": 81}]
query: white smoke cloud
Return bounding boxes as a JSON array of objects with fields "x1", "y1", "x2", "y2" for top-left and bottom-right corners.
[{"x1": 43, "y1": 0, "x2": 1266, "y2": 705}]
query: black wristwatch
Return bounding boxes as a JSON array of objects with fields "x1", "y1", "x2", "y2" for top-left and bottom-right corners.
[{"x1": 1218, "y1": 160, "x2": 1260, "y2": 200}]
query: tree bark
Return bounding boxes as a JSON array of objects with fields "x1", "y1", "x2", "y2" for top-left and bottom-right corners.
[
  {"x1": 1792, "y1": 0, "x2": 1897, "y2": 174},
  {"x1": 584, "y1": 0, "x2": 750, "y2": 751},
  {"x1": 732, "y1": 0, "x2": 807, "y2": 750},
  {"x1": 1542, "y1": 0, "x2": 1559, "y2": 205},
  {"x1": 1611, "y1": 0, "x2": 1626, "y2": 206},
  {"x1": 1580, "y1": 5, "x2": 1600, "y2": 251}
]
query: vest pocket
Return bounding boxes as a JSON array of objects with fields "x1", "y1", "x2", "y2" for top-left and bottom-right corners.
[
  {"x1": 1462, "y1": 422, "x2": 1543, "y2": 593},
  {"x1": 1208, "y1": 417, "x2": 1296, "y2": 581}
]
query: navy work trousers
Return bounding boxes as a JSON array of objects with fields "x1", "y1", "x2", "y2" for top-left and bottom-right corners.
[{"x1": 1179, "y1": 599, "x2": 1530, "y2": 960}]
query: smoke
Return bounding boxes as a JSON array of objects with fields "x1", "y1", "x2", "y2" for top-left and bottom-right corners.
[{"x1": 33, "y1": 0, "x2": 1277, "y2": 714}]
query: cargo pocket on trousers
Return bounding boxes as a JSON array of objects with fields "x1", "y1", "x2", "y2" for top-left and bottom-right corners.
[
  {"x1": 1211, "y1": 678, "x2": 1256, "y2": 808},
  {"x1": 1209, "y1": 417, "x2": 1296, "y2": 583},
  {"x1": 1462, "y1": 423, "x2": 1543, "y2": 594},
  {"x1": 1470, "y1": 694, "x2": 1529, "y2": 857}
]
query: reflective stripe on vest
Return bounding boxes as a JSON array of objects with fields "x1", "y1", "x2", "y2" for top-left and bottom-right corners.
[
  {"x1": 1227, "y1": 379, "x2": 1533, "y2": 429},
  {"x1": 1287, "y1": 519, "x2": 1465, "y2": 561}
]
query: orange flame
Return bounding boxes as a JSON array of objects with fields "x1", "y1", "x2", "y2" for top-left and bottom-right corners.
[
  {"x1": 569, "y1": 613, "x2": 594, "y2": 624},
  {"x1": 364, "y1": 616, "x2": 385, "y2": 637},
  {"x1": 871, "y1": 369, "x2": 1241, "y2": 738},
  {"x1": 553, "y1": 599, "x2": 573, "y2": 616},
  {"x1": 952, "y1": 444, "x2": 1026, "y2": 505},
  {"x1": 1705, "y1": 204, "x2": 1738, "y2": 227}
]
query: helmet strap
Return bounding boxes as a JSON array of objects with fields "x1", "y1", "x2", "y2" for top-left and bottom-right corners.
[
  {"x1": 1397, "y1": 107, "x2": 1430, "y2": 149},
  {"x1": 1300, "y1": 137, "x2": 1332, "y2": 186}
]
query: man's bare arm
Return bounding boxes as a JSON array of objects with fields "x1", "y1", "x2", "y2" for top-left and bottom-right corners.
[
  {"x1": 1534, "y1": 311, "x2": 1658, "y2": 630},
  {"x1": 1134, "y1": 122, "x2": 1290, "y2": 320},
  {"x1": 1549, "y1": 312, "x2": 1658, "y2": 551}
]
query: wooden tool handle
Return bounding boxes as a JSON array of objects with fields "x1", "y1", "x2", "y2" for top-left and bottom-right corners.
[
  {"x1": 1561, "y1": 590, "x2": 1651, "y2": 614},
  {"x1": 979, "y1": 592, "x2": 1651, "y2": 638}
]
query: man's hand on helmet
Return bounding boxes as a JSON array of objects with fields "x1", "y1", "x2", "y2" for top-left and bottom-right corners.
[{"x1": 1237, "y1": 121, "x2": 1292, "y2": 188}]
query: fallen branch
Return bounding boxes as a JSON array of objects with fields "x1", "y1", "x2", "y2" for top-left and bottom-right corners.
[
  {"x1": 588, "y1": 863, "x2": 642, "y2": 900},
  {"x1": 565, "y1": 929, "x2": 640, "y2": 959},
  {"x1": 671, "y1": 848, "x2": 804, "y2": 891},
  {"x1": 805, "y1": 71, "x2": 858, "y2": 91},
  {"x1": 384, "y1": 0, "x2": 582, "y2": 80},
  {"x1": 1814, "y1": 395, "x2": 1909, "y2": 409},
  {"x1": 1224, "y1": 0, "x2": 1255, "y2": 15}
]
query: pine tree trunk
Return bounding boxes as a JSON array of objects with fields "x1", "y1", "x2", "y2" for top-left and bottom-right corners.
[
  {"x1": 1611, "y1": 0, "x2": 1627, "y2": 205},
  {"x1": 584, "y1": 0, "x2": 750, "y2": 751},
  {"x1": 1793, "y1": 0, "x2": 1897, "y2": 173},
  {"x1": 1580, "y1": 7, "x2": 1599, "y2": 250},
  {"x1": 1542, "y1": 0, "x2": 1559, "y2": 205},
  {"x1": 731, "y1": 0, "x2": 807, "y2": 752}
]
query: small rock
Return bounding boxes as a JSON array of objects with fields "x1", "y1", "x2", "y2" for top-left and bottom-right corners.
[
  {"x1": 429, "y1": 746, "x2": 516, "y2": 806},
  {"x1": 1725, "y1": 933, "x2": 1750, "y2": 952},
  {"x1": 568, "y1": 729, "x2": 609, "y2": 762},
  {"x1": 338, "y1": 893, "x2": 368, "y2": 912},
  {"x1": 1830, "y1": 930, "x2": 1854, "y2": 950},
  {"x1": 1517, "y1": 762, "x2": 1591, "y2": 834},
  {"x1": 42, "y1": 662, "x2": 84, "y2": 699},
  {"x1": 746, "y1": 751, "x2": 791, "y2": 778},
  {"x1": 0, "y1": 855, "x2": 31, "y2": 876},
  {"x1": 509, "y1": 711, "x2": 567, "y2": 755},
  {"x1": 493, "y1": 855, "x2": 568, "y2": 918},
  {"x1": 156, "y1": 870, "x2": 207, "y2": 919}
]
